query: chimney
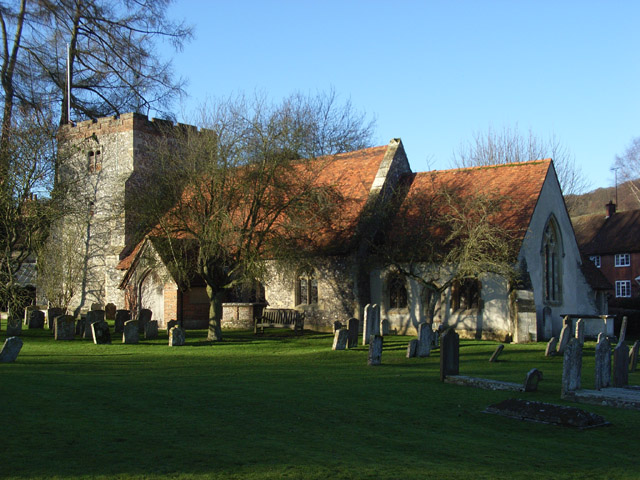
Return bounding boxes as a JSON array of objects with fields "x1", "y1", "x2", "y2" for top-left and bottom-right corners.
[{"x1": 606, "y1": 201, "x2": 616, "y2": 218}]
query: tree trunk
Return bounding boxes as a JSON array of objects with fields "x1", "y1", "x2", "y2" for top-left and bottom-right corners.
[{"x1": 206, "y1": 285, "x2": 224, "y2": 341}]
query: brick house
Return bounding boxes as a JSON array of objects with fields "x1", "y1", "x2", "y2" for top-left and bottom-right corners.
[{"x1": 54, "y1": 113, "x2": 608, "y2": 341}]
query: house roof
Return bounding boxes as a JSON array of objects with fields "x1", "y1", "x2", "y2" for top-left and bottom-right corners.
[
  {"x1": 392, "y1": 160, "x2": 553, "y2": 249},
  {"x1": 572, "y1": 209, "x2": 640, "y2": 255}
]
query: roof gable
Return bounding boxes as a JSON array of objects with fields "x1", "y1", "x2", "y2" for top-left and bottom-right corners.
[{"x1": 573, "y1": 209, "x2": 640, "y2": 254}]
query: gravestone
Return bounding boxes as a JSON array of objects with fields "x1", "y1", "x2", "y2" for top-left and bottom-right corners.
[
  {"x1": 166, "y1": 319, "x2": 178, "y2": 333},
  {"x1": 575, "y1": 318, "x2": 585, "y2": 345},
  {"x1": 90, "y1": 303, "x2": 103, "y2": 311},
  {"x1": 24, "y1": 306, "x2": 43, "y2": 325},
  {"x1": 332, "y1": 329, "x2": 348, "y2": 350},
  {"x1": 363, "y1": 304, "x2": 373, "y2": 346},
  {"x1": 440, "y1": 329, "x2": 460, "y2": 381},
  {"x1": 169, "y1": 326, "x2": 186, "y2": 346},
  {"x1": 545, "y1": 337, "x2": 558, "y2": 356},
  {"x1": 105, "y1": 303, "x2": 117, "y2": 321},
  {"x1": 85, "y1": 310, "x2": 105, "y2": 339},
  {"x1": 371, "y1": 305, "x2": 380, "y2": 336},
  {"x1": 417, "y1": 322, "x2": 432, "y2": 357},
  {"x1": 561, "y1": 338, "x2": 582, "y2": 397},
  {"x1": 137, "y1": 309, "x2": 152, "y2": 334},
  {"x1": 367, "y1": 335, "x2": 383, "y2": 366},
  {"x1": 597, "y1": 332, "x2": 606, "y2": 343},
  {"x1": 145, "y1": 320, "x2": 159, "y2": 340},
  {"x1": 346, "y1": 318, "x2": 359, "y2": 349},
  {"x1": 91, "y1": 320, "x2": 111, "y2": 345},
  {"x1": 523, "y1": 368, "x2": 543, "y2": 392},
  {"x1": 556, "y1": 324, "x2": 571, "y2": 354},
  {"x1": 28, "y1": 309, "x2": 45, "y2": 329},
  {"x1": 380, "y1": 318, "x2": 390, "y2": 336},
  {"x1": 47, "y1": 308, "x2": 65, "y2": 331},
  {"x1": 114, "y1": 310, "x2": 130, "y2": 333},
  {"x1": 594, "y1": 336, "x2": 611, "y2": 390},
  {"x1": 613, "y1": 342, "x2": 629, "y2": 388},
  {"x1": 406, "y1": 339, "x2": 419, "y2": 358},
  {"x1": 629, "y1": 340, "x2": 639, "y2": 373},
  {"x1": 332, "y1": 320, "x2": 343, "y2": 333},
  {"x1": 489, "y1": 344, "x2": 505, "y2": 362},
  {"x1": 75, "y1": 318, "x2": 86, "y2": 336},
  {"x1": 0, "y1": 336, "x2": 23, "y2": 362},
  {"x1": 619, "y1": 316, "x2": 628, "y2": 343},
  {"x1": 6, "y1": 317, "x2": 22, "y2": 336},
  {"x1": 123, "y1": 320, "x2": 139, "y2": 344},
  {"x1": 54, "y1": 316, "x2": 75, "y2": 340}
]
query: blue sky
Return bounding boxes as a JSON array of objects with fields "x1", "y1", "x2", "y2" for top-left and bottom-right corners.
[{"x1": 165, "y1": 0, "x2": 640, "y2": 192}]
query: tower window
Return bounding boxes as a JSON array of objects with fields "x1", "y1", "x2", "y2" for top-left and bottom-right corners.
[{"x1": 88, "y1": 150, "x2": 102, "y2": 173}]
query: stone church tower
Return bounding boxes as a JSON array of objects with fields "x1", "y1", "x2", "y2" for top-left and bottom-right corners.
[{"x1": 55, "y1": 113, "x2": 169, "y2": 314}]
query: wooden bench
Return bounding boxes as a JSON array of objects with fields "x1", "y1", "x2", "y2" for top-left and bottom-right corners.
[{"x1": 254, "y1": 308, "x2": 305, "y2": 334}]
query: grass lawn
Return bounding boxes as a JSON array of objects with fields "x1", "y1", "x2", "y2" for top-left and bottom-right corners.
[{"x1": 2, "y1": 327, "x2": 640, "y2": 480}]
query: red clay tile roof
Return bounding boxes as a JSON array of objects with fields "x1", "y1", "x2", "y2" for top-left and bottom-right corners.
[{"x1": 572, "y1": 209, "x2": 640, "y2": 254}]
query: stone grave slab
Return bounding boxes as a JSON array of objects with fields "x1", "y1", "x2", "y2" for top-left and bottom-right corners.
[
  {"x1": 91, "y1": 320, "x2": 111, "y2": 345},
  {"x1": 54, "y1": 315, "x2": 76, "y2": 340}
]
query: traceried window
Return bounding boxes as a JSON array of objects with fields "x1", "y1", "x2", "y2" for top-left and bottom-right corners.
[
  {"x1": 88, "y1": 149, "x2": 102, "y2": 173},
  {"x1": 615, "y1": 253, "x2": 631, "y2": 267},
  {"x1": 616, "y1": 280, "x2": 632, "y2": 298},
  {"x1": 589, "y1": 255, "x2": 601, "y2": 268},
  {"x1": 295, "y1": 270, "x2": 318, "y2": 306},
  {"x1": 451, "y1": 278, "x2": 480, "y2": 311},
  {"x1": 388, "y1": 273, "x2": 408, "y2": 309},
  {"x1": 543, "y1": 217, "x2": 563, "y2": 304}
]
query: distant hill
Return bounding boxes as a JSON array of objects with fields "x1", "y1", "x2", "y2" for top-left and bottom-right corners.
[{"x1": 567, "y1": 179, "x2": 640, "y2": 217}]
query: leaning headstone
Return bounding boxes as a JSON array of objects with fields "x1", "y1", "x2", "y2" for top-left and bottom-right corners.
[
  {"x1": 406, "y1": 339, "x2": 419, "y2": 358},
  {"x1": 629, "y1": 340, "x2": 639, "y2": 373},
  {"x1": 594, "y1": 336, "x2": 611, "y2": 390},
  {"x1": 332, "y1": 329, "x2": 348, "y2": 351},
  {"x1": 137, "y1": 308, "x2": 152, "y2": 333},
  {"x1": 362, "y1": 304, "x2": 373, "y2": 346},
  {"x1": 0, "y1": 337, "x2": 23, "y2": 362},
  {"x1": 619, "y1": 316, "x2": 628, "y2": 344},
  {"x1": 380, "y1": 319, "x2": 390, "y2": 336},
  {"x1": 114, "y1": 309, "x2": 130, "y2": 334},
  {"x1": 166, "y1": 319, "x2": 178, "y2": 333},
  {"x1": 346, "y1": 317, "x2": 359, "y2": 349},
  {"x1": 561, "y1": 338, "x2": 582, "y2": 397},
  {"x1": 145, "y1": 320, "x2": 159, "y2": 340},
  {"x1": 54, "y1": 315, "x2": 75, "y2": 340},
  {"x1": 417, "y1": 322, "x2": 432, "y2": 357},
  {"x1": 368, "y1": 335, "x2": 383, "y2": 366},
  {"x1": 169, "y1": 326, "x2": 185, "y2": 346},
  {"x1": 545, "y1": 337, "x2": 558, "y2": 356},
  {"x1": 575, "y1": 318, "x2": 585, "y2": 345},
  {"x1": 90, "y1": 303, "x2": 103, "y2": 311},
  {"x1": 6, "y1": 317, "x2": 22, "y2": 336},
  {"x1": 91, "y1": 320, "x2": 111, "y2": 345},
  {"x1": 556, "y1": 324, "x2": 571, "y2": 354},
  {"x1": 440, "y1": 329, "x2": 460, "y2": 381},
  {"x1": 123, "y1": 320, "x2": 139, "y2": 344},
  {"x1": 104, "y1": 303, "x2": 117, "y2": 321},
  {"x1": 47, "y1": 308, "x2": 65, "y2": 330},
  {"x1": 523, "y1": 368, "x2": 543, "y2": 392},
  {"x1": 28, "y1": 309, "x2": 45, "y2": 329},
  {"x1": 489, "y1": 344, "x2": 505, "y2": 362},
  {"x1": 613, "y1": 342, "x2": 629, "y2": 388},
  {"x1": 332, "y1": 320, "x2": 343, "y2": 333},
  {"x1": 85, "y1": 310, "x2": 105, "y2": 339}
]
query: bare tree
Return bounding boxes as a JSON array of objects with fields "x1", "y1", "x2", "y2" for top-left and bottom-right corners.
[
  {"x1": 135, "y1": 92, "x2": 375, "y2": 341},
  {"x1": 613, "y1": 136, "x2": 640, "y2": 208},
  {"x1": 452, "y1": 126, "x2": 589, "y2": 212}
]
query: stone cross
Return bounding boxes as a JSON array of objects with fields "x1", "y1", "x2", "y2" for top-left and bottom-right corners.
[
  {"x1": 346, "y1": 317, "x2": 359, "y2": 349},
  {"x1": 556, "y1": 324, "x2": 572, "y2": 354},
  {"x1": 440, "y1": 329, "x2": 460, "y2": 381},
  {"x1": 489, "y1": 344, "x2": 505, "y2": 362},
  {"x1": 613, "y1": 342, "x2": 629, "y2": 388},
  {"x1": 545, "y1": 337, "x2": 558, "y2": 356},
  {"x1": 0, "y1": 336, "x2": 23, "y2": 362},
  {"x1": 54, "y1": 315, "x2": 76, "y2": 341},
  {"x1": 169, "y1": 326, "x2": 185, "y2": 346},
  {"x1": 123, "y1": 320, "x2": 139, "y2": 344},
  {"x1": 561, "y1": 338, "x2": 582, "y2": 397},
  {"x1": 417, "y1": 322, "x2": 432, "y2": 357},
  {"x1": 332, "y1": 329, "x2": 348, "y2": 350},
  {"x1": 406, "y1": 339, "x2": 419, "y2": 358},
  {"x1": 575, "y1": 318, "x2": 585, "y2": 345},
  {"x1": 367, "y1": 334, "x2": 383, "y2": 366},
  {"x1": 594, "y1": 335, "x2": 611, "y2": 390},
  {"x1": 629, "y1": 340, "x2": 639, "y2": 373},
  {"x1": 145, "y1": 320, "x2": 159, "y2": 340},
  {"x1": 91, "y1": 320, "x2": 111, "y2": 345}
]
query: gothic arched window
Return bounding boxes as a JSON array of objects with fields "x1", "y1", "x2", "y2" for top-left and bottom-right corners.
[
  {"x1": 388, "y1": 273, "x2": 408, "y2": 309},
  {"x1": 296, "y1": 269, "x2": 318, "y2": 306},
  {"x1": 542, "y1": 217, "x2": 562, "y2": 304}
]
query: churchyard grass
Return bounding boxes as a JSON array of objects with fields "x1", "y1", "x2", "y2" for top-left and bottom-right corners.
[{"x1": 2, "y1": 328, "x2": 640, "y2": 480}]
